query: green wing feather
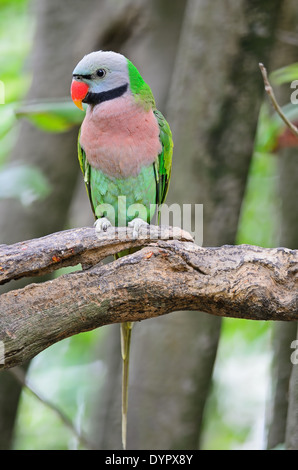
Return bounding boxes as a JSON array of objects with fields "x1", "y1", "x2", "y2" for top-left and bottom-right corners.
[
  {"x1": 153, "y1": 109, "x2": 173, "y2": 214},
  {"x1": 77, "y1": 129, "x2": 96, "y2": 218}
]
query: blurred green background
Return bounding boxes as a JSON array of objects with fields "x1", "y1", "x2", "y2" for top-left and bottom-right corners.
[{"x1": 0, "y1": 0, "x2": 297, "y2": 450}]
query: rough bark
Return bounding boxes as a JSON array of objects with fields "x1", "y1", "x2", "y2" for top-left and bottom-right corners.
[
  {"x1": 0, "y1": 227, "x2": 297, "y2": 372},
  {"x1": 0, "y1": 225, "x2": 192, "y2": 285}
]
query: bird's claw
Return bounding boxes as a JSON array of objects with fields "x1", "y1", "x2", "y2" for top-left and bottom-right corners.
[
  {"x1": 94, "y1": 217, "x2": 112, "y2": 233},
  {"x1": 128, "y1": 217, "x2": 148, "y2": 238}
]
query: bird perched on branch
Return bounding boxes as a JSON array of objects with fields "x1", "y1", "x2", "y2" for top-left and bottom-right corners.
[{"x1": 71, "y1": 50, "x2": 173, "y2": 449}]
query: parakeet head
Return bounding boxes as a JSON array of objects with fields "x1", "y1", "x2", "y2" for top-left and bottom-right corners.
[{"x1": 71, "y1": 50, "x2": 155, "y2": 111}]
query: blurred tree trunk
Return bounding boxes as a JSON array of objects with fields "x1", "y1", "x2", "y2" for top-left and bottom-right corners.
[
  {"x1": 93, "y1": 0, "x2": 283, "y2": 450},
  {"x1": 267, "y1": 323, "x2": 297, "y2": 449},
  {"x1": 279, "y1": 141, "x2": 298, "y2": 451},
  {"x1": 0, "y1": 0, "x2": 148, "y2": 450},
  {"x1": 285, "y1": 325, "x2": 298, "y2": 449},
  {"x1": 267, "y1": 142, "x2": 298, "y2": 448},
  {"x1": 265, "y1": 0, "x2": 298, "y2": 450}
]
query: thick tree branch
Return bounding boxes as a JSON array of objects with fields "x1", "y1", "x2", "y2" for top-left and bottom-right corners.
[
  {"x1": 0, "y1": 226, "x2": 297, "y2": 370},
  {"x1": 0, "y1": 225, "x2": 192, "y2": 285}
]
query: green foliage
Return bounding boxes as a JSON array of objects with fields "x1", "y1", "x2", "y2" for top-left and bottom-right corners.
[
  {"x1": 201, "y1": 319, "x2": 272, "y2": 450},
  {"x1": 236, "y1": 150, "x2": 279, "y2": 248},
  {"x1": 15, "y1": 100, "x2": 84, "y2": 132},
  {"x1": 0, "y1": 104, "x2": 16, "y2": 163},
  {"x1": 237, "y1": 63, "x2": 298, "y2": 249},
  {"x1": 13, "y1": 329, "x2": 105, "y2": 450},
  {"x1": 0, "y1": 3, "x2": 85, "y2": 205},
  {"x1": 270, "y1": 62, "x2": 298, "y2": 86},
  {"x1": 0, "y1": 0, "x2": 32, "y2": 111},
  {"x1": 0, "y1": 0, "x2": 47, "y2": 205},
  {"x1": 254, "y1": 102, "x2": 298, "y2": 155},
  {"x1": 0, "y1": 164, "x2": 51, "y2": 205}
]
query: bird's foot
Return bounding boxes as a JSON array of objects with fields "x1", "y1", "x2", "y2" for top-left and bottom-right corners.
[
  {"x1": 128, "y1": 218, "x2": 148, "y2": 238},
  {"x1": 94, "y1": 217, "x2": 112, "y2": 233}
]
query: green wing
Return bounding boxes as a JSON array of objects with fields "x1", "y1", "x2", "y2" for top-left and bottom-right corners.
[
  {"x1": 77, "y1": 128, "x2": 96, "y2": 218},
  {"x1": 153, "y1": 109, "x2": 173, "y2": 209}
]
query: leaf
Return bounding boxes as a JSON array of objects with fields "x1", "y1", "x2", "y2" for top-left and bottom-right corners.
[
  {"x1": 15, "y1": 100, "x2": 85, "y2": 132},
  {"x1": 0, "y1": 164, "x2": 51, "y2": 206}
]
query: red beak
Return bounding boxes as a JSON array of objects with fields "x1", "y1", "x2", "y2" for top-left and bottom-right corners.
[{"x1": 71, "y1": 79, "x2": 89, "y2": 110}]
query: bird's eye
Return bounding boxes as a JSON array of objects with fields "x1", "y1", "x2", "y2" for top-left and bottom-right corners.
[{"x1": 96, "y1": 69, "x2": 106, "y2": 78}]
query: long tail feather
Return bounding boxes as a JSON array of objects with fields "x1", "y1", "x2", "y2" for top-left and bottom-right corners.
[
  {"x1": 120, "y1": 321, "x2": 133, "y2": 450},
  {"x1": 115, "y1": 248, "x2": 137, "y2": 449}
]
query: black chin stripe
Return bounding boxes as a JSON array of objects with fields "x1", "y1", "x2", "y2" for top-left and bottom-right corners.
[
  {"x1": 83, "y1": 83, "x2": 128, "y2": 106},
  {"x1": 73, "y1": 73, "x2": 92, "y2": 80}
]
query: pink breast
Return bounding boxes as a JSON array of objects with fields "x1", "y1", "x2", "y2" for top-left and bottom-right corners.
[{"x1": 80, "y1": 94, "x2": 161, "y2": 179}]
